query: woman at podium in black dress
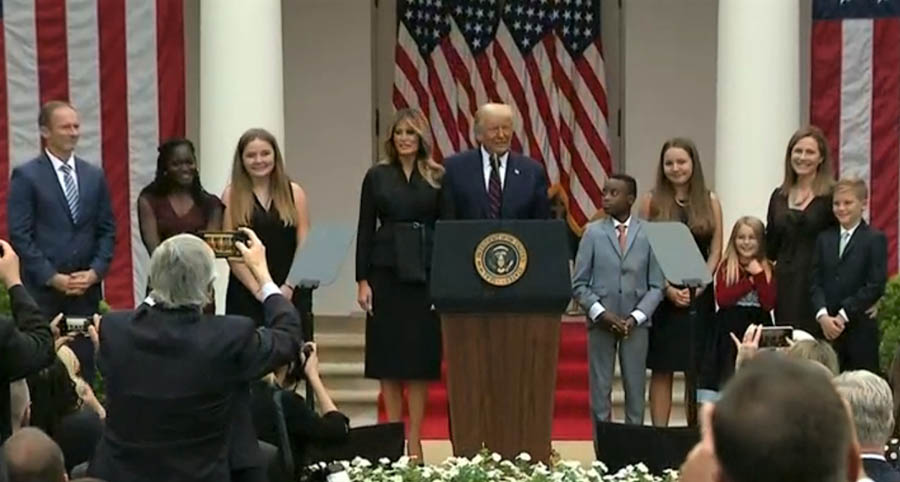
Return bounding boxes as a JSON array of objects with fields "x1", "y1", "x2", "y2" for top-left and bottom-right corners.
[
  {"x1": 639, "y1": 137, "x2": 722, "y2": 427},
  {"x1": 355, "y1": 108, "x2": 443, "y2": 462}
]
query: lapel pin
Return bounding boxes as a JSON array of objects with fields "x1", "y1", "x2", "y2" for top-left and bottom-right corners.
[{"x1": 514, "y1": 168, "x2": 520, "y2": 175}]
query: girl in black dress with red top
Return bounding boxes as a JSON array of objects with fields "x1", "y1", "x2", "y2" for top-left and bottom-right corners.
[
  {"x1": 356, "y1": 109, "x2": 443, "y2": 462},
  {"x1": 223, "y1": 128, "x2": 309, "y2": 325},
  {"x1": 713, "y1": 216, "x2": 776, "y2": 385},
  {"x1": 766, "y1": 126, "x2": 836, "y2": 337},
  {"x1": 639, "y1": 137, "x2": 722, "y2": 427}
]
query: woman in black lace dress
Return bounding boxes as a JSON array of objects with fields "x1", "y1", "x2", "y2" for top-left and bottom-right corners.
[{"x1": 766, "y1": 126, "x2": 836, "y2": 337}]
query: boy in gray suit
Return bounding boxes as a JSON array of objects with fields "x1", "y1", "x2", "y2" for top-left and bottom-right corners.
[{"x1": 572, "y1": 174, "x2": 664, "y2": 427}]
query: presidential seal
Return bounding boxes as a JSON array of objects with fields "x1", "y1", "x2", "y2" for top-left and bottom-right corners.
[{"x1": 474, "y1": 232, "x2": 528, "y2": 286}]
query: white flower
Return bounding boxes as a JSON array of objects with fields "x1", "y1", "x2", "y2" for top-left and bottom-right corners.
[
  {"x1": 592, "y1": 460, "x2": 608, "y2": 473},
  {"x1": 635, "y1": 462, "x2": 650, "y2": 473},
  {"x1": 378, "y1": 457, "x2": 391, "y2": 465},
  {"x1": 351, "y1": 457, "x2": 371, "y2": 468},
  {"x1": 491, "y1": 452, "x2": 502, "y2": 463},
  {"x1": 472, "y1": 454, "x2": 483, "y2": 464},
  {"x1": 392, "y1": 456, "x2": 410, "y2": 469},
  {"x1": 515, "y1": 452, "x2": 532, "y2": 462}
]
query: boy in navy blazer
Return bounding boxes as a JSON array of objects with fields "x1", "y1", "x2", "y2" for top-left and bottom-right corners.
[
  {"x1": 811, "y1": 177, "x2": 887, "y2": 372},
  {"x1": 572, "y1": 174, "x2": 664, "y2": 431}
]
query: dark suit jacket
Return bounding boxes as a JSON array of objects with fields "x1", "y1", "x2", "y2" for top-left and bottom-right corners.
[
  {"x1": 87, "y1": 294, "x2": 302, "y2": 482},
  {"x1": 0, "y1": 284, "x2": 55, "y2": 442},
  {"x1": 440, "y1": 148, "x2": 550, "y2": 220},
  {"x1": 8, "y1": 153, "x2": 116, "y2": 316},
  {"x1": 864, "y1": 457, "x2": 900, "y2": 482},
  {"x1": 810, "y1": 221, "x2": 887, "y2": 324}
]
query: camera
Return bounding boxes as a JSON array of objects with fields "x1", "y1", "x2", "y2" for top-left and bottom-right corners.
[
  {"x1": 201, "y1": 231, "x2": 250, "y2": 258},
  {"x1": 286, "y1": 343, "x2": 315, "y2": 386},
  {"x1": 61, "y1": 316, "x2": 93, "y2": 335},
  {"x1": 759, "y1": 325, "x2": 793, "y2": 348}
]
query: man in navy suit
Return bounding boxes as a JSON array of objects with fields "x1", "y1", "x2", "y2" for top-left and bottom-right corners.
[
  {"x1": 8, "y1": 101, "x2": 116, "y2": 382},
  {"x1": 441, "y1": 103, "x2": 550, "y2": 220}
]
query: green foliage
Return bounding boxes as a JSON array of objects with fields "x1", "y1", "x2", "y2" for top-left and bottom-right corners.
[
  {"x1": 0, "y1": 283, "x2": 11, "y2": 317},
  {"x1": 878, "y1": 275, "x2": 900, "y2": 372}
]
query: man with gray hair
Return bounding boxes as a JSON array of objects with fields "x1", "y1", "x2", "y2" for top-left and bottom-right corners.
[
  {"x1": 834, "y1": 370, "x2": 900, "y2": 482},
  {"x1": 86, "y1": 228, "x2": 302, "y2": 482},
  {"x1": 8, "y1": 381, "x2": 29, "y2": 434},
  {"x1": 2, "y1": 427, "x2": 67, "y2": 482},
  {"x1": 441, "y1": 102, "x2": 550, "y2": 220}
]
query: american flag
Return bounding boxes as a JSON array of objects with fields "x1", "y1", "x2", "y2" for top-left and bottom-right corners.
[
  {"x1": 393, "y1": 0, "x2": 611, "y2": 229},
  {"x1": 0, "y1": 0, "x2": 185, "y2": 308},
  {"x1": 811, "y1": 0, "x2": 900, "y2": 273}
]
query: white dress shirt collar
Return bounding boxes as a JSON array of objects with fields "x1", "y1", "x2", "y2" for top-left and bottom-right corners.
[
  {"x1": 612, "y1": 216, "x2": 632, "y2": 230},
  {"x1": 46, "y1": 148, "x2": 75, "y2": 171},
  {"x1": 480, "y1": 145, "x2": 509, "y2": 190},
  {"x1": 841, "y1": 220, "x2": 862, "y2": 239}
]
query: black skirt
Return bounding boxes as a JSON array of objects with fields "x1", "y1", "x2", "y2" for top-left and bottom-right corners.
[
  {"x1": 709, "y1": 305, "x2": 773, "y2": 389},
  {"x1": 365, "y1": 268, "x2": 442, "y2": 380},
  {"x1": 647, "y1": 286, "x2": 716, "y2": 382}
]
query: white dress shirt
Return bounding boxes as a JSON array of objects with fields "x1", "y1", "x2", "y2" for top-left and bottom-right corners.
[
  {"x1": 46, "y1": 148, "x2": 78, "y2": 196},
  {"x1": 816, "y1": 220, "x2": 861, "y2": 324},
  {"x1": 587, "y1": 216, "x2": 649, "y2": 325},
  {"x1": 481, "y1": 145, "x2": 508, "y2": 191}
]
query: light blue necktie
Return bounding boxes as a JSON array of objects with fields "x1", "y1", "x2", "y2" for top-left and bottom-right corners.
[
  {"x1": 59, "y1": 163, "x2": 79, "y2": 222},
  {"x1": 839, "y1": 230, "x2": 850, "y2": 258}
]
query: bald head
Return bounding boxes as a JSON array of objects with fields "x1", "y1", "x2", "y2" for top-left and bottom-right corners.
[
  {"x1": 2, "y1": 428, "x2": 66, "y2": 482},
  {"x1": 474, "y1": 103, "x2": 514, "y2": 156}
]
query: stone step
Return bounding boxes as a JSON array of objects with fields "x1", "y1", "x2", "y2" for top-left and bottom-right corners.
[
  {"x1": 318, "y1": 362, "x2": 380, "y2": 392},
  {"x1": 315, "y1": 333, "x2": 366, "y2": 364},
  {"x1": 312, "y1": 315, "x2": 366, "y2": 336}
]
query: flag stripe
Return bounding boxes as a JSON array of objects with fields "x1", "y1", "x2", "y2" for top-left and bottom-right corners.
[
  {"x1": 35, "y1": 0, "x2": 69, "y2": 105},
  {"x1": 838, "y1": 20, "x2": 873, "y2": 189},
  {"x1": 98, "y1": 0, "x2": 131, "y2": 308},
  {"x1": 811, "y1": 20, "x2": 844, "y2": 173},
  {"x1": 156, "y1": 0, "x2": 185, "y2": 141},
  {"x1": 5, "y1": 0, "x2": 40, "y2": 168},
  {"x1": 66, "y1": 0, "x2": 102, "y2": 167},
  {"x1": 870, "y1": 18, "x2": 900, "y2": 272}
]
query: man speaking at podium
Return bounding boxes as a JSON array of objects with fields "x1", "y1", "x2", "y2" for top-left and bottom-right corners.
[{"x1": 441, "y1": 103, "x2": 550, "y2": 220}]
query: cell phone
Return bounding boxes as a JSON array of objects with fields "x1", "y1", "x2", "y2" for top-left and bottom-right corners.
[
  {"x1": 759, "y1": 325, "x2": 793, "y2": 348},
  {"x1": 201, "y1": 231, "x2": 249, "y2": 258},
  {"x1": 63, "y1": 316, "x2": 92, "y2": 335}
]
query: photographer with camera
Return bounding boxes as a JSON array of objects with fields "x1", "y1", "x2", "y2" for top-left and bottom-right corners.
[
  {"x1": 250, "y1": 342, "x2": 349, "y2": 482},
  {"x1": 86, "y1": 228, "x2": 302, "y2": 482},
  {"x1": 0, "y1": 239, "x2": 55, "y2": 444}
]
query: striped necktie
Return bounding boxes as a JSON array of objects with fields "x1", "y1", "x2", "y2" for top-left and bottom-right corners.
[
  {"x1": 839, "y1": 230, "x2": 850, "y2": 257},
  {"x1": 488, "y1": 154, "x2": 502, "y2": 219},
  {"x1": 59, "y1": 163, "x2": 80, "y2": 222}
]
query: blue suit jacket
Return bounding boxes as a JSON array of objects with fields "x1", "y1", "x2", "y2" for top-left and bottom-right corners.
[
  {"x1": 8, "y1": 153, "x2": 116, "y2": 315},
  {"x1": 440, "y1": 148, "x2": 550, "y2": 220}
]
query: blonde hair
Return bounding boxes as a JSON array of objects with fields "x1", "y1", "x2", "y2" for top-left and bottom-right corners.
[
  {"x1": 779, "y1": 126, "x2": 835, "y2": 197},
  {"x1": 228, "y1": 128, "x2": 298, "y2": 228},
  {"x1": 717, "y1": 216, "x2": 772, "y2": 286},
  {"x1": 381, "y1": 108, "x2": 444, "y2": 188},
  {"x1": 649, "y1": 137, "x2": 715, "y2": 237},
  {"x1": 56, "y1": 346, "x2": 80, "y2": 380},
  {"x1": 834, "y1": 176, "x2": 868, "y2": 202}
]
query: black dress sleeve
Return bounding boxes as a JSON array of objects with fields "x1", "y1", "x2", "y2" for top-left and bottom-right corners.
[
  {"x1": 766, "y1": 188, "x2": 782, "y2": 262},
  {"x1": 356, "y1": 169, "x2": 377, "y2": 282}
]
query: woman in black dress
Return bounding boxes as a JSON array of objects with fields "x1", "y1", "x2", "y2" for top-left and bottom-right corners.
[
  {"x1": 766, "y1": 126, "x2": 836, "y2": 337},
  {"x1": 356, "y1": 108, "x2": 443, "y2": 461},
  {"x1": 224, "y1": 128, "x2": 309, "y2": 325},
  {"x1": 640, "y1": 138, "x2": 722, "y2": 427}
]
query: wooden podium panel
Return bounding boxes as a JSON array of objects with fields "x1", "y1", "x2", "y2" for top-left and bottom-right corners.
[{"x1": 441, "y1": 313, "x2": 561, "y2": 463}]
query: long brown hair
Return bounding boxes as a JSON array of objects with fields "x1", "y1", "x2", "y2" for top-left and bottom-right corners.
[
  {"x1": 779, "y1": 126, "x2": 835, "y2": 196},
  {"x1": 717, "y1": 216, "x2": 772, "y2": 286},
  {"x1": 381, "y1": 108, "x2": 444, "y2": 187},
  {"x1": 649, "y1": 137, "x2": 715, "y2": 237},
  {"x1": 228, "y1": 128, "x2": 298, "y2": 228}
]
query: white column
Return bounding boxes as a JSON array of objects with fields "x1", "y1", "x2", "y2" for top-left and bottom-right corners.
[
  {"x1": 200, "y1": 0, "x2": 284, "y2": 311},
  {"x1": 716, "y1": 0, "x2": 800, "y2": 232}
]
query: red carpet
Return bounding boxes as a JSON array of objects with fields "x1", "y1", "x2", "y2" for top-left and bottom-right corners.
[{"x1": 377, "y1": 321, "x2": 592, "y2": 440}]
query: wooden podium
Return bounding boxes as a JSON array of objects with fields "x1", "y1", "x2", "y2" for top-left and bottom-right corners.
[{"x1": 431, "y1": 220, "x2": 571, "y2": 462}]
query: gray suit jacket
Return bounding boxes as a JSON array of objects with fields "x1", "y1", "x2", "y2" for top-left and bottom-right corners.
[{"x1": 572, "y1": 216, "x2": 664, "y2": 325}]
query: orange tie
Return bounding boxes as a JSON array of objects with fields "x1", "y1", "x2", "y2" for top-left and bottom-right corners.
[{"x1": 617, "y1": 224, "x2": 627, "y2": 253}]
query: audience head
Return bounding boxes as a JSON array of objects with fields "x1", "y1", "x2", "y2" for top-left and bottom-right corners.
[
  {"x1": 474, "y1": 103, "x2": 514, "y2": 156},
  {"x1": 781, "y1": 125, "x2": 834, "y2": 196},
  {"x1": 2, "y1": 428, "x2": 67, "y2": 482},
  {"x1": 712, "y1": 353, "x2": 858, "y2": 482},
  {"x1": 228, "y1": 128, "x2": 296, "y2": 227},
  {"x1": 26, "y1": 358, "x2": 81, "y2": 438},
  {"x1": 834, "y1": 370, "x2": 894, "y2": 453},
  {"x1": 38, "y1": 101, "x2": 79, "y2": 157},
  {"x1": 8, "y1": 381, "x2": 30, "y2": 433},
  {"x1": 719, "y1": 216, "x2": 769, "y2": 286},
  {"x1": 832, "y1": 177, "x2": 867, "y2": 229},
  {"x1": 148, "y1": 234, "x2": 216, "y2": 308},
  {"x1": 382, "y1": 108, "x2": 443, "y2": 188},
  {"x1": 785, "y1": 339, "x2": 840, "y2": 376},
  {"x1": 602, "y1": 174, "x2": 637, "y2": 220},
  {"x1": 651, "y1": 137, "x2": 714, "y2": 237}
]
